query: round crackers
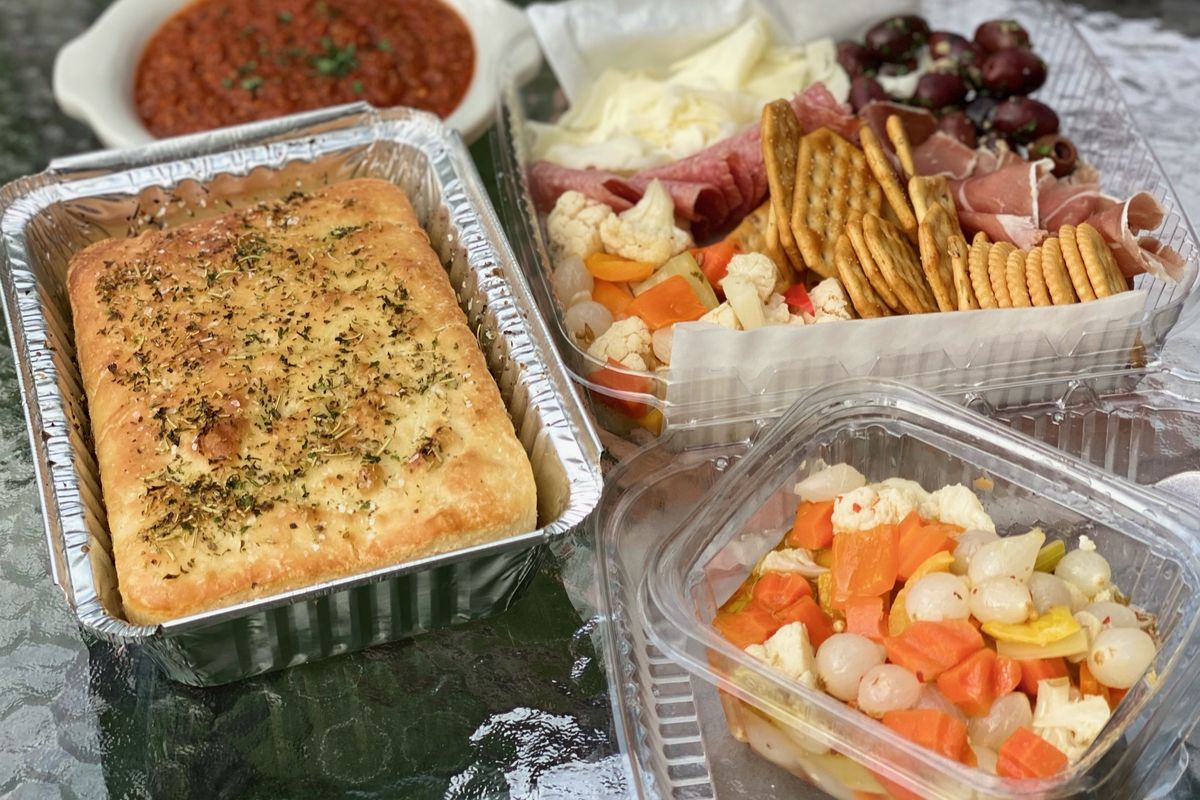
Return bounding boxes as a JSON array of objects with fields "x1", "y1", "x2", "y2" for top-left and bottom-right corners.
[
  {"x1": 1025, "y1": 246, "x2": 1053, "y2": 307},
  {"x1": 1040, "y1": 237, "x2": 1079, "y2": 305},
  {"x1": 862, "y1": 213, "x2": 936, "y2": 314},
  {"x1": 835, "y1": 233, "x2": 890, "y2": 318},
  {"x1": 1006, "y1": 248, "x2": 1032, "y2": 307},
  {"x1": 1057, "y1": 223, "x2": 1098, "y2": 302},
  {"x1": 968, "y1": 232, "x2": 997, "y2": 309},
  {"x1": 988, "y1": 242, "x2": 1017, "y2": 308},
  {"x1": 1076, "y1": 222, "x2": 1129, "y2": 297}
]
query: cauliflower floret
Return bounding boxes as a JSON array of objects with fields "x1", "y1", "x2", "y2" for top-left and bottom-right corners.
[
  {"x1": 1032, "y1": 677, "x2": 1111, "y2": 762},
  {"x1": 764, "y1": 293, "x2": 791, "y2": 325},
  {"x1": 745, "y1": 622, "x2": 818, "y2": 688},
  {"x1": 587, "y1": 316, "x2": 653, "y2": 371},
  {"x1": 805, "y1": 278, "x2": 855, "y2": 323},
  {"x1": 832, "y1": 480, "x2": 929, "y2": 533},
  {"x1": 600, "y1": 180, "x2": 691, "y2": 264},
  {"x1": 546, "y1": 191, "x2": 614, "y2": 261},
  {"x1": 724, "y1": 253, "x2": 778, "y2": 302},
  {"x1": 699, "y1": 302, "x2": 741, "y2": 329},
  {"x1": 761, "y1": 548, "x2": 828, "y2": 577},
  {"x1": 925, "y1": 484, "x2": 996, "y2": 533}
]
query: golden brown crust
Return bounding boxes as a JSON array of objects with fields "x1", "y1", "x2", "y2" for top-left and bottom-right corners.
[{"x1": 68, "y1": 178, "x2": 537, "y2": 625}]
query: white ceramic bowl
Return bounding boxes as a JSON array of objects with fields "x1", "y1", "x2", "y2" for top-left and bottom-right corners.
[{"x1": 53, "y1": 0, "x2": 541, "y2": 148}]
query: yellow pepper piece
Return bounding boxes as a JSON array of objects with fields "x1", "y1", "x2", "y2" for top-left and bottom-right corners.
[
  {"x1": 983, "y1": 605, "x2": 1080, "y2": 645},
  {"x1": 816, "y1": 572, "x2": 842, "y2": 620},
  {"x1": 1034, "y1": 540, "x2": 1067, "y2": 573},
  {"x1": 888, "y1": 551, "x2": 956, "y2": 636},
  {"x1": 815, "y1": 548, "x2": 834, "y2": 569}
]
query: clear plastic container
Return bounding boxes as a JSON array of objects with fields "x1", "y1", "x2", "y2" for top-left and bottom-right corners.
[
  {"x1": 492, "y1": 0, "x2": 1200, "y2": 433},
  {"x1": 596, "y1": 377, "x2": 1200, "y2": 799}
]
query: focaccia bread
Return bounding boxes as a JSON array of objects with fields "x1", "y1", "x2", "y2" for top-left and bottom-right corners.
[{"x1": 68, "y1": 178, "x2": 537, "y2": 625}]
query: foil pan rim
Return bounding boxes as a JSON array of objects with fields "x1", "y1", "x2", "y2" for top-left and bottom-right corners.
[{"x1": 0, "y1": 104, "x2": 604, "y2": 642}]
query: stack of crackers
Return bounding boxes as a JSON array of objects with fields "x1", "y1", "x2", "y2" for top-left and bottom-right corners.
[{"x1": 750, "y1": 101, "x2": 1130, "y2": 318}]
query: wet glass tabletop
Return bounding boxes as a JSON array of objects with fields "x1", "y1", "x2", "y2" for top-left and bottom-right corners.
[{"x1": 1, "y1": 1, "x2": 1198, "y2": 798}]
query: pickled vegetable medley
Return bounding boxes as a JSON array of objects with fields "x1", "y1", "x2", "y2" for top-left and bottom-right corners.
[{"x1": 714, "y1": 464, "x2": 1157, "y2": 781}]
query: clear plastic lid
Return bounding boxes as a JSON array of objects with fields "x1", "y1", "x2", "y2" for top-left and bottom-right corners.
[{"x1": 632, "y1": 378, "x2": 1200, "y2": 799}]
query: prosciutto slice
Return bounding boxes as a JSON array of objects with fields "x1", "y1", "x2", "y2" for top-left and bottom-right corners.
[
  {"x1": 527, "y1": 83, "x2": 858, "y2": 239},
  {"x1": 1085, "y1": 192, "x2": 1185, "y2": 281},
  {"x1": 913, "y1": 132, "x2": 978, "y2": 179},
  {"x1": 915, "y1": 132, "x2": 1181, "y2": 280}
]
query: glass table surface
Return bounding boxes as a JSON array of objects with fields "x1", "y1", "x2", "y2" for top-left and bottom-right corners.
[{"x1": 1, "y1": 1, "x2": 1198, "y2": 798}]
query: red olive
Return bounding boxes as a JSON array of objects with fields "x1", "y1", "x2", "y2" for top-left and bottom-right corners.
[
  {"x1": 974, "y1": 19, "x2": 1032, "y2": 53},
  {"x1": 849, "y1": 75, "x2": 889, "y2": 112},
  {"x1": 981, "y1": 49, "x2": 1048, "y2": 96},
  {"x1": 966, "y1": 95, "x2": 999, "y2": 130},
  {"x1": 992, "y1": 97, "x2": 1059, "y2": 144},
  {"x1": 938, "y1": 111, "x2": 978, "y2": 148},
  {"x1": 865, "y1": 16, "x2": 926, "y2": 62},
  {"x1": 837, "y1": 40, "x2": 878, "y2": 78},
  {"x1": 1029, "y1": 134, "x2": 1078, "y2": 176},
  {"x1": 912, "y1": 72, "x2": 968, "y2": 112}
]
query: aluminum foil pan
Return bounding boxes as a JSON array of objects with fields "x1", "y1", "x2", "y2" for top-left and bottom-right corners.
[{"x1": 0, "y1": 103, "x2": 604, "y2": 686}]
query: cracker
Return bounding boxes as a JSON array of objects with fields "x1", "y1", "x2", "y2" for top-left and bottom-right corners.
[
  {"x1": 886, "y1": 114, "x2": 916, "y2": 178},
  {"x1": 1006, "y1": 248, "x2": 1032, "y2": 307},
  {"x1": 1076, "y1": 222, "x2": 1128, "y2": 297},
  {"x1": 968, "y1": 232, "x2": 997, "y2": 309},
  {"x1": 835, "y1": 233, "x2": 890, "y2": 318},
  {"x1": 908, "y1": 175, "x2": 962, "y2": 236},
  {"x1": 988, "y1": 241, "x2": 1016, "y2": 308},
  {"x1": 948, "y1": 234, "x2": 977, "y2": 310},
  {"x1": 1057, "y1": 223, "x2": 1098, "y2": 302},
  {"x1": 847, "y1": 213, "x2": 904, "y2": 313},
  {"x1": 917, "y1": 204, "x2": 959, "y2": 312},
  {"x1": 761, "y1": 100, "x2": 805, "y2": 274},
  {"x1": 859, "y1": 125, "x2": 918, "y2": 240},
  {"x1": 791, "y1": 128, "x2": 883, "y2": 279},
  {"x1": 1025, "y1": 246, "x2": 1052, "y2": 307},
  {"x1": 862, "y1": 213, "x2": 936, "y2": 314},
  {"x1": 759, "y1": 203, "x2": 797, "y2": 291},
  {"x1": 1041, "y1": 237, "x2": 1079, "y2": 305}
]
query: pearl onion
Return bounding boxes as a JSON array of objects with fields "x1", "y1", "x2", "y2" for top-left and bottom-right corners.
[
  {"x1": 816, "y1": 633, "x2": 885, "y2": 701},
  {"x1": 1082, "y1": 601, "x2": 1138, "y2": 629},
  {"x1": 905, "y1": 573, "x2": 970, "y2": 621},
  {"x1": 1087, "y1": 627, "x2": 1156, "y2": 689},
  {"x1": 952, "y1": 529, "x2": 999, "y2": 575},
  {"x1": 564, "y1": 301, "x2": 613, "y2": 342},
  {"x1": 969, "y1": 576, "x2": 1034, "y2": 625},
  {"x1": 913, "y1": 685, "x2": 966, "y2": 722},
  {"x1": 857, "y1": 664, "x2": 922, "y2": 718},
  {"x1": 1055, "y1": 549, "x2": 1112, "y2": 599},
  {"x1": 651, "y1": 326, "x2": 674, "y2": 365},
  {"x1": 968, "y1": 692, "x2": 1032, "y2": 751},
  {"x1": 551, "y1": 255, "x2": 593, "y2": 304},
  {"x1": 1028, "y1": 572, "x2": 1073, "y2": 615}
]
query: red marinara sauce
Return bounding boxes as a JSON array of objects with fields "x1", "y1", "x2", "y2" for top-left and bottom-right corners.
[{"x1": 135, "y1": 0, "x2": 475, "y2": 138}]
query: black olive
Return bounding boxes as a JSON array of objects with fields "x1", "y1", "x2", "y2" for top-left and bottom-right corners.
[
  {"x1": 837, "y1": 40, "x2": 878, "y2": 78},
  {"x1": 981, "y1": 49, "x2": 1048, "y2": 96},
  {"x1": 938, "y1": 111, "x2": 978, "y2": 148},
  {"x1": 966, "y1": 95, "x2": 1000, "y2": 130},
  {"x1": 992, "y1": 97, "x2": 1059, "y2": 145},
  {"x1": 912, "y1": 73, "x2": 969, "y2": 112},
  {"x1": 974, "y1": 19, "x2": 1033, "y2": 53},
  {"x1": 865, "y1": 16, "x2": 926, "y2": 62},
  {"x1": 1029, "y1": 133, "x2": 1078, "y2": 177},
  {"x1": 849, "y1": 76, "x2": 889, "y2": 112}
]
